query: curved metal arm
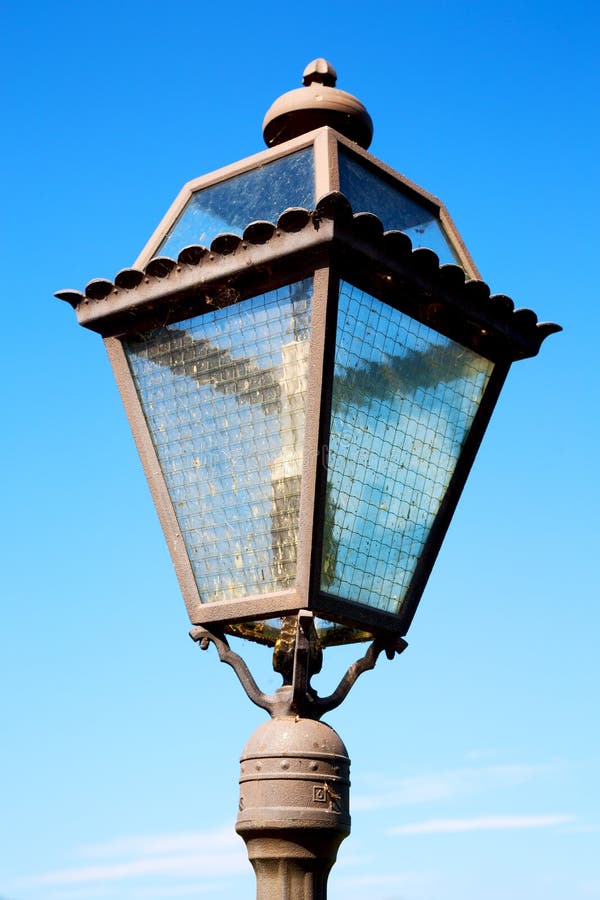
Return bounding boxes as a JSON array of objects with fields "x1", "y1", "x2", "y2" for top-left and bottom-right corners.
[
  {"x1": 191, "y1": 622, "x2": 407, "y2": 720},
  {"x1": 190, "y1": 626, "x2": 274, "y2": 714},
  {"x1": 311, "y1": 636, "x2": 408, "y2": 716}
]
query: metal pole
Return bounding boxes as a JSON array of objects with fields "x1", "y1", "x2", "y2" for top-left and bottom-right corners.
[{"x1": 236, "y1": 716, "x2": 350, "y2": 899}]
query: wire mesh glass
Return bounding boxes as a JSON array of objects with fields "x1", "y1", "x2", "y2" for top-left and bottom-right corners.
[
  {"x1": 338, "y1": 150, "x2": 459, "y2": 265},
  {"x1": 322, "y1": 282, "x2": 494, "y2": 614},
  {"x1": 124, "y1": 281, "x2": 312, "y2": 604},
  {"x1": 157, "y1": 148, "x2": 314, "y2": 259}
]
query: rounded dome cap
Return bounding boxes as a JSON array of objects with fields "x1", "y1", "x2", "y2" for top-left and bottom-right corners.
[{"x1": 263, "y1": 58, "x2": 373, "y2": 149}]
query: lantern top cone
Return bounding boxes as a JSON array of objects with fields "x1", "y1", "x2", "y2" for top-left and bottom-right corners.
[{"x1": 263, "y1": 58, "x2": 373, "y2": 149}]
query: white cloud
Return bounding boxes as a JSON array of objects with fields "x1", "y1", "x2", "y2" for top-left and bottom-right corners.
[
  {"x1": 41, "y1": 884, "x2": 232, "y2": 900},
  {"x1": 130, "y1": 885, "x2": 232, "y2": 898},
  {"x1": 24, "y1": 853, "x2": 246, "y2": 886},
  {"x1": 40, "y1": 891, "x2": 121, "y2": 900},
  {"x1": 352, "y1": 762, "x2": 552, "y2": 811},
  {"x1": 12, "y1": 826, "x2": 248, "y2": 892},
  {"x1": 79, "y1": 828, "x2": 236, "y2": 860},
  {"x1": 390, "y1": 814, "x2": 575, "y2": 835}
]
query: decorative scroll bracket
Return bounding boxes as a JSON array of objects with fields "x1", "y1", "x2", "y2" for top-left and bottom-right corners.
[{"x1": 190, "y1": 613, "x2": 407, "y2": 720}]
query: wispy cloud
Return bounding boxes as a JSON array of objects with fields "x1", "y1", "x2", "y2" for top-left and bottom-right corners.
[
  {"x1": 39, "y1": 874, "x2": 227, "y2": 900},
  {"x1": 127, "y1": 885, "x2": 230, "y2": 898},
  {"x1": 390, "y1": 814, "x2": 575, "y2": 835},
  {"x1": 78, "y1": 828, "x2": 236, "y2": 860},
  {"x1": 12, "y1": 827, "x2": 247, "y2": 893},
  {"x1": 25, "y1": 853, "x2": 245, "y2": 886},
  {"x1": 42, "y1": 884, "x2": 232, "y2": 899},
  {"x1": 352, "y1": 762, "x2": 553, "y2": 811}
]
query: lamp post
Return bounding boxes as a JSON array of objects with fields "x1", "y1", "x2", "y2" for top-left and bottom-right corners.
[{"x1": 57, "y1": 59, "x2": 560, "y2": 899}]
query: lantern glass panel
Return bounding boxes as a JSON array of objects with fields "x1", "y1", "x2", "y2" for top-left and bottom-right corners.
[
  {"x1": 124, "y1": 280, "x2": 313, "y2": 604},
  {"x1": 321, "y1": 282, "x2": 494, "y2": 613},
  {"x1": 338, "y1": 150, "x2": 458, "y2": 264},
  {"x1": 157, "y1": 148, "x2": 315, "y2": 259}
]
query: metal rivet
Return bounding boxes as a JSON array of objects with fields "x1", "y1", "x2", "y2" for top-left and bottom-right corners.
[{"x1": 281, "y1": 760, "x2": 290, "y2": 770}]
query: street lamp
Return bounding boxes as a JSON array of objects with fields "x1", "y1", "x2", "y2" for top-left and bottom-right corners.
[{"x1": 57, "y1": 59, "x2": 560, "y2": 898}]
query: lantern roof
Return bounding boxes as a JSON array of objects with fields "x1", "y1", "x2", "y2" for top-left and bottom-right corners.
[{"x1": 56, "y1": 192, "x2": 560, "y2": 362}]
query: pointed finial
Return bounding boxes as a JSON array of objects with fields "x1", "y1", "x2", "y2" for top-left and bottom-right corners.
[
  {"x1": 263, "y1": 59, "x2": 373, "y2": 149},
  {"x1": 302, "y1": 58, "x2": 337, "y2": 87}
]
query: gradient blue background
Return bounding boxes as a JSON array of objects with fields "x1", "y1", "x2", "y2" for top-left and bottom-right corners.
[{"x1": 1, "y1": 1, "x2": 598, "y2": 898}]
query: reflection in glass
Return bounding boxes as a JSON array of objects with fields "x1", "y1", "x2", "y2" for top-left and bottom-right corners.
[
  {"x1": 322, "y1": 282, "x2": 494, "y2": 614},
  {"x1": 124, "y1": 281, "x2": 312, "y2": 604},
  {"x1": 157, "y1": 149, "x2": 314, "y2": 259},
  {"x1": 123, "y1": 275, "x2": 492, "y2": 641},
  {"x1": 338, "y1": 150, "x2": 459, "y2": 265}
]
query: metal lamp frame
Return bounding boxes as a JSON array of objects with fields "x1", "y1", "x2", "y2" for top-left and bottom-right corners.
[{"x1": 56, "y1": 66, "x2": 561, "y2": 895}]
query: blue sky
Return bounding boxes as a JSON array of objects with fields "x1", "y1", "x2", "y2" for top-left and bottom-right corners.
[{"x1": 1, "y1": 1, "x2": 599, "y2": 898}]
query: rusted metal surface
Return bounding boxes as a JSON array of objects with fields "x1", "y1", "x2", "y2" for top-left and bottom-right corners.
[
  {"x1": 263, "y1": 58, "x2": 373, "y2": 150},
  {"x1": 236, "y1": 715, "x2": 350, "y2": 899}
]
